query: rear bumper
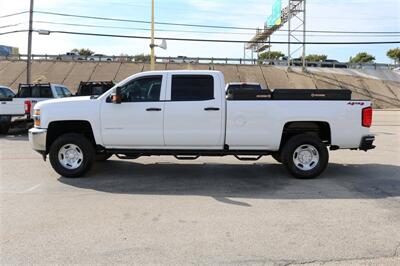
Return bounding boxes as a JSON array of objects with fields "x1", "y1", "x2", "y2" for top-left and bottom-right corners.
[
  {"x1": 28, "y1": 127, "x2": 47, "y2": 153},
  {"x1": 359, "y1": 135, "x2": 375, "y2": 151},
  {"x1": 11, "y1": 114, "x2": 29, "y2": 123}
]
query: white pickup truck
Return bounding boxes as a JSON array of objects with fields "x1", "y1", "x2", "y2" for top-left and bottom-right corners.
[
  {"x1": 0, "y1": 83, "x2": 72, "y2": 134},
  {"x1": 28, "y1": 70, "x2": 375, "y2": 179}
]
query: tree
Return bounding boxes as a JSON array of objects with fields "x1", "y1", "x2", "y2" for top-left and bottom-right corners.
[
  {"x1": 304, "y1": 54, "x2": 327, "y2": 62},
  {"x1": 259, "y1": 51, "x2": 285, "y2": 61},
  {"x1": 134, "y1": 53, "x2": 151, "y2": 62},
  {"x1": 349, "y1": 52, "x2": 375, "y2": 63},
  {"x1": 386, "y1": 48, "x2": 400, "y2": 65},
  {"x1": 71, "y1": 48, "x2": 95, "y2": 56}
]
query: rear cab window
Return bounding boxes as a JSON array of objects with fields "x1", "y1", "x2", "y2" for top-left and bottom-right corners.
[
  {"x1": 17, "y1": 84, "x2": 53, "y2": 98},
  {"x1": 171, "y1": 75, "x2": 214, "y2": 101},
  {"x1": 32, "y1": 85, "x2": 52, "y2": 98}
]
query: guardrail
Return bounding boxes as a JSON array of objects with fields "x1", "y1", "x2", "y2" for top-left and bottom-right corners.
[{"x1": 0, "y1": 54, "x2": 397, "y2": 70}]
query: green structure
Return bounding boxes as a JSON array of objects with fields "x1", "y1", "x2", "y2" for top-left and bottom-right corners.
[{"x1": 266, "y1": 0, "x2": 282, "y2": 27}]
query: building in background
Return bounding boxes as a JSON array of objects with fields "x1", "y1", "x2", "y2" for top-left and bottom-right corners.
[{"x1": 0, "y1": 45, "x2": 19, "y2": 56}]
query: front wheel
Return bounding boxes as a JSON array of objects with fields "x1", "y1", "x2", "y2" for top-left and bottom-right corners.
[
  {"x1": 282, "y1": 134, "x2": 329, "y2": 179},
  {"x1": 49, "y1": 133, "x2": 95, "y2": 178}
]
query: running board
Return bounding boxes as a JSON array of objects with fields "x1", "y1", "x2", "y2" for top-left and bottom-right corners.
[
  {"x1": 234, "y1": 155, "x2": 263, "y2": 161},
  {"x1": 174, "y1": 155, "x2": 200, "y2": 160}
]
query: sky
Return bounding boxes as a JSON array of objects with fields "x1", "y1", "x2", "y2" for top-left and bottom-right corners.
[{"x1": 0, "y1": 0, "x2": 399, "y2": 63}]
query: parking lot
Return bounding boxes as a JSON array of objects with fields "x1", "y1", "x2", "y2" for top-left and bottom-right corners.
[{"x1": 0, "y1": 110, "x2": 399, "y2": 265}]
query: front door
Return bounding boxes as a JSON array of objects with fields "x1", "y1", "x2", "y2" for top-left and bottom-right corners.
[{"x1": 100, "y1": 75, "x2": 165, "y2": 148}]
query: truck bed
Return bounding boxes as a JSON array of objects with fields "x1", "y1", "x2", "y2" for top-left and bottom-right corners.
[{"x1": 226, "y1": 100, "x2": 370, "y2": 150}]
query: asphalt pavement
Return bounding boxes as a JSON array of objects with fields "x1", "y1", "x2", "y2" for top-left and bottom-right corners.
[{"x1": 0, "y1": 110, "x2": 399, "y2": 265}]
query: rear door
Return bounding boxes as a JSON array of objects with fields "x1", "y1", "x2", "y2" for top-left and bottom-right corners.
[{"x1": 164, "y1": 74, "x2": 224, "y2": 148}]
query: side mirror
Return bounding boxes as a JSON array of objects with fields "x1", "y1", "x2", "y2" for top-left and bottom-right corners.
[{"x1": 111, "y1": 87, "x2": 122, "y2": 104}]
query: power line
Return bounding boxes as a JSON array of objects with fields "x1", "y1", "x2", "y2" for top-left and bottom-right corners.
[
  {"x1": 0, "y1": 23, "x2": 24, "y2": 29},
  {"x1": 33, "y1": 21, "x2": 254, "y2": 35},
  {"x1": 33, "y1": 21, "x2": 400, "y2": 38},
  {"x1": 0, "y1": 30, "x2": 28, "y2": 35},
  {"x1": 0, "y1": 11, "x2": 29, "y2": 19},
  {"x1": 1, "y1": 29, "x2": 399, "y2": 44},
  {"x1": 34, "y1": 11, "x2": 400, "y2": 34},
  {"x1": 29, "y1": 29, "x2": 400, "y2": 44}
]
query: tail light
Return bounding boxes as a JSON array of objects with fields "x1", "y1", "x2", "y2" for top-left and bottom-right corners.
[
  {"x1": 362, "y1": 107, "x2": 373, "y2": 127},
  {"x1": 24, "y1": 100, "x2": 31, "y2": 115}
]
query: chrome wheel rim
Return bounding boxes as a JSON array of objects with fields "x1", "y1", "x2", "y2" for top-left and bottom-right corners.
[
  {"x1": 293, "y1": 144, "x2": 319, "y2": 171},
  {"x1": 58, "y1": 144, "x2": 83, "y2": 170}
]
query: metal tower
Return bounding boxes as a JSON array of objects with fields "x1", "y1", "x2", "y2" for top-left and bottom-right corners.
[{"x1": 246, "y1": 0, "x2": 306, "y2": 70}]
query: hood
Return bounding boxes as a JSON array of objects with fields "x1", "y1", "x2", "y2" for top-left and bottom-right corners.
[{"x1": 34, "y1": 96, "x2": 92, "y2": 109}]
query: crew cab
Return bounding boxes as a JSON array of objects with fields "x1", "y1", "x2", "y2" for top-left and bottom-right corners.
[
  {"x1": 0, "y1": 83, "x2": 72, "y2": 134},
  {"x1": 28, "y1": 70, "x2": 375, "y2": 179}
]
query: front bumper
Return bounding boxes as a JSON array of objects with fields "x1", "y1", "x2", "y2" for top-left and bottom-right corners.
[
  {"x1": 359, "y1": 135, "x2": 375, "y2": 151},
  {"x1": 28, "y1": 127, "x2": 47, "y2": 153}
]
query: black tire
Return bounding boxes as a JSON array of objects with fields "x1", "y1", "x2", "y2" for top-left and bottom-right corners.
[
  {"x1": 0, "y1": 123, "x2": 10, "y2": 134},
  {"x1": 95, "y1": 153, "x2": 112, "y2": 161},
  {"x1": 49, "y1": 133, "x2": 95, "y2": 178},
  {"x1": 271, "y1": 152, "x2": 282, "y2": 163},
  {"x1": 282, "y1": 134, "x2": 329, "y2": 179}
]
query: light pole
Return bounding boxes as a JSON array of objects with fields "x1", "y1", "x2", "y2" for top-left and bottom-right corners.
[
  {"x1": 27, "y1": 0, "x2": 34, "y2": 83},
  {"x1": 150, "y1": 0, "x2": 155, "y2": 70}
]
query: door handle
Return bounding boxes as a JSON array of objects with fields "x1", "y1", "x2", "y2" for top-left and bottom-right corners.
[
  {"x1": 204, "y1": 107, "x2": 220, "y2": 111},
  {"x1": 146, "y1": 108, "x2": 162, "y2": 111}
]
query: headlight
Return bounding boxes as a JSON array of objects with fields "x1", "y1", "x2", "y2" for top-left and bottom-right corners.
[{"x1": 33, "y1": 109, "x2": 40, "y2": 127}]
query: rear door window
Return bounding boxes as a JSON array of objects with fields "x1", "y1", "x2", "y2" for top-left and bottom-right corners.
[
  {"x1": 171, "y1": 75, "x2": 214, "y2": 101},
  {"x1": 62, "y1": 87, "x2": 72, "y2": 97},
  {"x1": 55, "y1": 86, "x2": 65, "y2": 97}
]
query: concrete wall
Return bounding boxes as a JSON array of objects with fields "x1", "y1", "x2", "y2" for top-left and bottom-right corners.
[{"x1": 0, "y1": 60, "x2": 399, "y2": 108}]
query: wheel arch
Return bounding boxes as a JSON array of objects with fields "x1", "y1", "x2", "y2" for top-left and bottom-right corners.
[
  {"x1": 46, "y1": 120, "x2": 96, "y2": 153},
  {"x1": 279, "y1": 121, "x2": 331, "y2": 150}
]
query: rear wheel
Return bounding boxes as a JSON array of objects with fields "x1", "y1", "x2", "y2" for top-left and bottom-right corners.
[
  {"x1": 0, "y1": 116, "x2": 11, "y2": 134},
  {"x1": 49, "y1": 133, "x2": 95, "y2": 178},
  {"x1": 282, "y1": 134, "x2": 329, "y2": 179},
  {"x1": 0, "y1": 123, "x2": 10, "y2": 134}
]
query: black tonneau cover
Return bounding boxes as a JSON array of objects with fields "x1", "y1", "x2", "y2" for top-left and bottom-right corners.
[
  {"x1": 272, "y1": 89, "x2": 352, "y2": 100},
  {"x1": 226, "y1": 88, "x2": 352, "y2": 101}
]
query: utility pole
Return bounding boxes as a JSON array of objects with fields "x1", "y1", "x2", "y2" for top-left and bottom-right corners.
[
  {"x1": 27, "y1": 0, "x2": 34, "y2": 83},
  {"x1": 150, "y1": 0, "x2": 155, "y2": 70},
  {"x1": 287, "y1": 1, "x2": 291, "y2": 69},
  {"x1": 302, "y1": 0, "x2": 306, "y2": 71}
]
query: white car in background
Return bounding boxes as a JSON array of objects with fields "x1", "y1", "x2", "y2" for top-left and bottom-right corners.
[
  {"x1": 56, "y1": 52, "x2": 85, "y2": 61},
  {"x1": 88, "y1": 54, "x2": 113, "y2": 62},
  {"x1": 169, "y1": 56, "x2": 198, "y2": 64}
]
